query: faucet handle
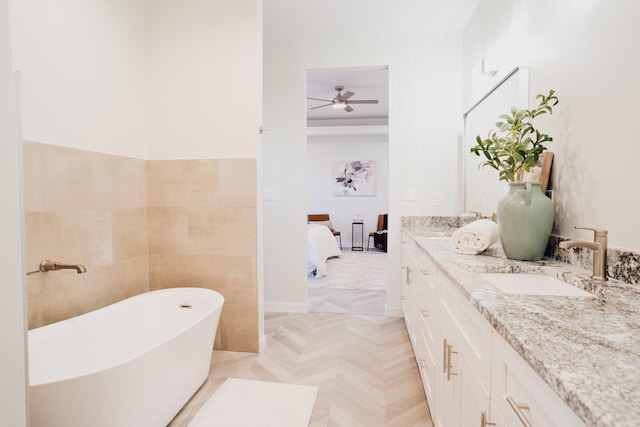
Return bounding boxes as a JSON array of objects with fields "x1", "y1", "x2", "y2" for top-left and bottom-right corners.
[{"x1": 575, "y1": 226, "x2": 608, "y2": 237}]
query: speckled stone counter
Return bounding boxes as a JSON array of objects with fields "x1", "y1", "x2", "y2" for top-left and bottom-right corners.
[{"x1": 403, "y1": 227, "x2": 640, "y2": 427}]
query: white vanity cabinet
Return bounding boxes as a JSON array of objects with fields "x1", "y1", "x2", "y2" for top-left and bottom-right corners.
[
  {"x1": 436, "y1": 271, "x2": 494, "y2": 427},
  {"x1": 402, "y1": 233, "x2": 586, "y2": 427},
  {"x1": 403, "y1": 235, "x2": 494, "y2": 427},
  {"x1": 491, "y1": 332, "x2": 586, "y2": 427},
  {"x1": 402, "y1": 237, "x2": 440, "y2": 409}
]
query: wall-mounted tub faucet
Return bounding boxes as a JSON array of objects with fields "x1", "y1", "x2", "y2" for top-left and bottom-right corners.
[
  {"x1": 39, "y1": 260, "x2": 87, "y2": 274},
  {"x1": 559, "y1": 226, "x2": 607, "y2": 281}
]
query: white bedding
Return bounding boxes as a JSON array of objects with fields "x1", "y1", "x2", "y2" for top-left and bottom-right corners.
[{"x1": 307, "y1": 224, "x2": 341, "y2": 278}]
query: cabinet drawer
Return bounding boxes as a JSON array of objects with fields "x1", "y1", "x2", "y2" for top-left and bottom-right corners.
[
  {"x1": 417, "y1": 281, "x2": 439, "y2": 350},
  {"x1": 491, "y1": 332, "x2": 586, "y2": 427},
  {"x1": 406, "y1": 238, "x2": 438, "y2": 277},
  {"x1": 416, "y1": 318, "x2": 437, "y2": 409},
  {"x1": 439, "y1": 273, "x2": 492, "y2": 388}
]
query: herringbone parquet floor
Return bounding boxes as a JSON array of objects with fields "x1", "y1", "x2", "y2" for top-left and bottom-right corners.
[
  {"x1": 170, "y1": 250, "x2": 433, "y2": 426},
  {"x1": 170, "y1": 312, "x2": 433, "y2": 426},
  {"x1": 308, "y1": 249, "x2": 388, "y2": 316}
]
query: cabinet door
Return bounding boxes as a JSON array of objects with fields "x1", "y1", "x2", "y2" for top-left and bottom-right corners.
[
  {"x1": 439, "y1": 273, "x2": 492, "y2": 389},
  {"x1": 491, "y1": 332, "x2": 586, "y2": 427},
  {"x1": 416, "y1": 317, "x2": 437, "y2": 409},
  {"x1": 435, "y1": 323, "x2": 460, "y2": 427},
  {"x1": 438, "y1": 320, "x2": 491, "y2": 427},
  {"x1": 401, "y1": 236, "x2": 410, "y2": 309},
  {"x1": 459, "y1": 350, "x2": 491, "y2": 427}
]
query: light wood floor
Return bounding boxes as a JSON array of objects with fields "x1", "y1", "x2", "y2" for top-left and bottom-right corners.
[
  {"x1": 308, "y1": 248, "x2": 388, "y2": 316},
  {"x1": 170, "y1": 250, "x2": 433, "y2": 426},
  {"x1": 170, "y1": 312, "x2": 433, "y2": 426}
]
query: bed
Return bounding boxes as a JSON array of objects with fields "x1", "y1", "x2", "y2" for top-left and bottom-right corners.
[{"x1": 307, "y1": 223, "x2": 342, "y2": 278}]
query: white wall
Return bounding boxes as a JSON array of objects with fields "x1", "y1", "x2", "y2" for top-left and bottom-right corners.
[
  {"x1": 0, "y1": 0, "x2": 28, "y2": 423},
  {"x1": 9, "y1": 0, "x2": 261, "y2": 161},
  {"x1": 8, "y1": 0, "x2": 147, "y2": 158},
  {"x1": 307, "y1": 137, "x2": 389, "y2": 248},
  {"x1": 263, "y1": 30, "x2": 467, "y2": 313},
  {"x1": 464, "y1": 0, "x2": 640, "y2": 251},
  {"x1": 145, "y1": 0, "x2": 260, "y2": 160}
]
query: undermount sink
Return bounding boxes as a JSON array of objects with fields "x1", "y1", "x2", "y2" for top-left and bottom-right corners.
[{"x1": 480, "y1": 273, "x2": 595, "y2": 297}]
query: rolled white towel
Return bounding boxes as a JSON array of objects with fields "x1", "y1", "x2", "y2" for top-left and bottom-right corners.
[{"x1": 451, "y1": 219, "x2": 499, "y2": 255}]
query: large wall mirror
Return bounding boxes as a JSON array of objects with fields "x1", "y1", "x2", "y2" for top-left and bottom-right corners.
[{"x1": 463, "y1": 67, "x2": 530, "y2": 215}]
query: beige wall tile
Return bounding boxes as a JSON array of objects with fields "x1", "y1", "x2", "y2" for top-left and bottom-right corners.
[
  {"x1": 112, "y1": 208, "x2": 148, "y2": 260},
  {"x1": 134, "y1": 159, "x2": 148, "y2": 208},
  {"x1": 209, "y1": 255, "x2": 257, "y2": 305},
  {"x1": 149, "y1": 254, "x2": 212, "y2": 290},
  {"x1": 147, "y1": 159, "x2": 220, "y2": 208},
  {"x1": 25, "y1": 210, "x2": 113, "y2": 272},
  {"x1": 27, "y1": 270, "x2": 86, "y2": 329},
  {"x1": 39, "y1": 143, "x2": 139, "y2": 211},
  {"x1": 188, "y1": 207, "x2": 257, "y2": 256},
  {"x1": 22, "y1": 141, "x2": 43, "y2": 212},
  {"x1": 82, "y1": 263, "x2": 129, "y2": 314},
  {"x1": 149, "y1": 254, "x2": 256, "y2": 304},
  {"x1": 219, "y1": 158, "x2": 257, "y2": 208},
  {"x1": 122, "y1": 256, "x2": 150, "y2": 298},
  {"x1": 147, "y1": 207, "x2": 189, "y2": 255},
  {"x1": 215, "y1": 302, "x2": 259, "y2": 352}
]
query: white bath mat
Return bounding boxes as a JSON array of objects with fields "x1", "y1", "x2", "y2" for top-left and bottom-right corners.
[{"x1": 188, "y1": 378, "x2": 318, "y2": 427}]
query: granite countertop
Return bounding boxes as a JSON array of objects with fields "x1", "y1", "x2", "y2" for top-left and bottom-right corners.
[{"x1": 403, "y1": 227, "x2": 640, "y2": 427}]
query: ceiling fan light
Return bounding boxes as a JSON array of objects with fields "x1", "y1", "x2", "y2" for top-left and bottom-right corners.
[{"x1": 332, "y1": 101, "x2": 347, "y2": 109}]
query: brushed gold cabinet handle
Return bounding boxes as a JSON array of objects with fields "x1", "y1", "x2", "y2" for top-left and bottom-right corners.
[
  {"x1": 480, "y1": 411, "x2": 496, "y2": 427},
  {"x1": 506, "y1": 395, "x2": 532, "y2": 427},
  {"x1": 420, "y1": 358, "x2": 428, "y2": 369},
  {"x1": 443, "y1": 339, "x2": 448, "y2": 373},
  {"x1": 420, "y1": 309, "x2": 430, "y2": 317},
  {"x1": 447, "y1": 344, "x2": 458, "y2": 381},
  {"x1": 406, "y1": 266, "x2": 412, "y2": 285}
]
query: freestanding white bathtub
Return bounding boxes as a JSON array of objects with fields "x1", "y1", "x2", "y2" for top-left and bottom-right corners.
[{"x1": 28, "y1": 287, "x2": 224, "y2": 427}]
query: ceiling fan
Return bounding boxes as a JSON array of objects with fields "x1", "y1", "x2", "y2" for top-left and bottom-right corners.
[{"x1": 307, "y1": 85, "x2": 379, "y2": 112}]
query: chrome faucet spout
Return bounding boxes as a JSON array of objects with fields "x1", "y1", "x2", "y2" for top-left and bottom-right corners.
[
  {"x1": 558, "y1": 226, "x2": 607, "y2": 281},
  {"x1": 39, "y1": 260, "x2": 87, "y2": 274}
]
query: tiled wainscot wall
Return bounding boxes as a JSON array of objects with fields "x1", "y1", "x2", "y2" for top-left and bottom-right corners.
[{"x1": 23, "y1": 141, "x2": 258, "y2": 352}]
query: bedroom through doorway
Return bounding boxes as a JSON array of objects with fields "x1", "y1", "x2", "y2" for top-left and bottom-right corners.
[{"x1": 305, "y1": 66, "x2": 389, "y2": 315}]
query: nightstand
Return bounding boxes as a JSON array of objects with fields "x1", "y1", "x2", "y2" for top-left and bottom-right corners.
[{"x1": 352, "y1": 222, "x2": 364, "y2": 251}]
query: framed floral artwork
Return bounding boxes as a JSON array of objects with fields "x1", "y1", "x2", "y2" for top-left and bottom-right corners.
[{"x1": 332, "y1": 160, "x2": 376, "y2": 196}]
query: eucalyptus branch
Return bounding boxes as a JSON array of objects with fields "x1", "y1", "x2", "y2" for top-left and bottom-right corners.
[{"x1": 470, "y1": 89, "x2": 558, "y2": 182}]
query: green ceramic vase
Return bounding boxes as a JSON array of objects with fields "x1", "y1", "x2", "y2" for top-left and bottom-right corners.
[{"x1": 497, "y1": 181, "x2": 554, "y2": 261}]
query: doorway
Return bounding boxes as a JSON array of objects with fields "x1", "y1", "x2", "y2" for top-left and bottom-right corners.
[{"x1": 305, "y1": 66, "x2": 389, "y2": 315}]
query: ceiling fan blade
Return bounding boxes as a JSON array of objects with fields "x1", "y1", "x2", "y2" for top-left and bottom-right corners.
[
  {"x1": 344, "y1": 105, "x2": 354, "y2": 112},
  {"x1": 347, "y1": 100, "x2": 379, "y2": 104},
  {"x1": 307, "y1": 97, "x2": 334, "y2": 102},
  {"x1": 308, "y1": 103, "x2": 332, "y2": 110},
  {"x1": 340, "y1": 91, "x2": 354, "y2": 101}
]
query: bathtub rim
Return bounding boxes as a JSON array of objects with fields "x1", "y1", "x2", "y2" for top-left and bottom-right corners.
[{"x1": 28, "y1": 287, "x2": 224, "y2": 387}]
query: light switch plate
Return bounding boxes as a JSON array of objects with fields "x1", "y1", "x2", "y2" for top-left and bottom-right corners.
[
  {"x1": 401, "y1": 188, "x2": 415, "y2": 200},
  {"x1": 263, "y1": 189, "x2": 278, "y2": 200}
]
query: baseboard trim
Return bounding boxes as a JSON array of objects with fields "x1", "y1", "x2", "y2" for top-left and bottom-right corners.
[
  {"x1": 264, "y1": 301, "x2": 310, "y2": 313},
  {"x1": 258, "y1": 334, "x2": 268, "y2": 353},
  {"x1": 386, "y1": 305, "x2": 404, "y2": 318}
]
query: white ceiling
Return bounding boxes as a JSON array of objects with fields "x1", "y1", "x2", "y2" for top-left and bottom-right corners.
[
  {"x1": 306, "y1": 67, "x2": 389, "y2": 126},
  {"x1": 265, "y1": 0, "x2": 481, "y2": 131},
  {"x1": 265, "y1": 0, "x2": 480, "y2": 44}
]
